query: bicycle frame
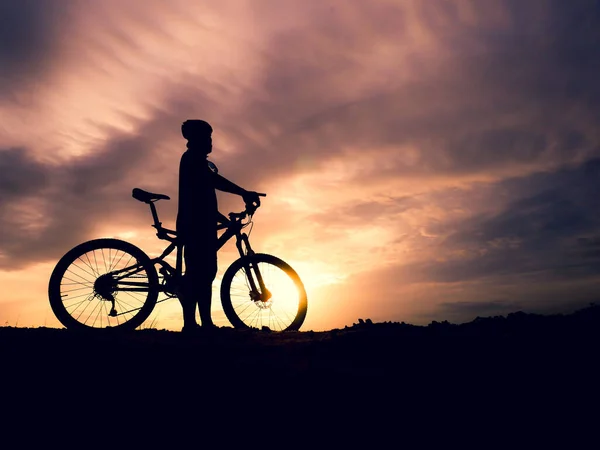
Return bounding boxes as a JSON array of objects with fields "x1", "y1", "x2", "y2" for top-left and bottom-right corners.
[{"x1": 110, "y1": 198, "x2": 263, "y2": 303}]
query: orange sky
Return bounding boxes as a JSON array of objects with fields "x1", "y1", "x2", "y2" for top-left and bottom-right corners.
[{"x1": 1, "y1": 0, "x2": 599, "y2": 331}]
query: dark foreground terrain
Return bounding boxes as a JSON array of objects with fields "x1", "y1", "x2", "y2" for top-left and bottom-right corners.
[{"x1": 2, "y1": 305, "x2": 599, "y2": 439}]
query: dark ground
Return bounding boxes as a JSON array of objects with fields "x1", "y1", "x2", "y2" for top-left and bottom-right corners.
[{"x1": 2, "y1": 305, "x2": 599, "y2": 441}]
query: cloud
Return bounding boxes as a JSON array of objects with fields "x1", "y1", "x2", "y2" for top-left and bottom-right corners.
[
  {"x1": 241, "y1": 0, "x2": 600, "y2": 186},
  {"x1": 0, "y1": 0, "x2": 75, "y2": 98},
  {"x1": 0, "y1": 109, "x2": 185, "y2": 269},
  {"x1": 433, "y1": 159, "x2": 600, "y2": 279},
  {"x1": 366, "y1": 158, "x2": 600, "y2": 300},
  {"x1": 0, "y1": 148, "x2": 48, "y2": 198}
]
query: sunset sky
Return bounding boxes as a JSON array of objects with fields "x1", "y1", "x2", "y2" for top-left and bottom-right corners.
[{"x1": 1, "y1": 0, "x2": 599, "y2": 331}]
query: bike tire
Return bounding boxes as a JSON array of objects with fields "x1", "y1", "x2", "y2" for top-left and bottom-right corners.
[
  {"x1": 48, "y1": 238, "x2": 159, "y2": 331},
  {"x1": 220, "y1": 253, "x2": 307, "y2": 331}
]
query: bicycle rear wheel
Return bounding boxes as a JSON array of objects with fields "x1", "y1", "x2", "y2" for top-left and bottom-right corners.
[
  {"x1": 220, "y1": 253, "x2": 307, "y2": 331},
  {"x1": 48, "y1": 238, "x2": 159, "y2": 331}
]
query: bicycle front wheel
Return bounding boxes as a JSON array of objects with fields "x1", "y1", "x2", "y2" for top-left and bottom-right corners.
[
  {"x1": 48, "y1": 238, "x2": 159, "y2": 331},
  {"x1": 220, "y1": 253, "x2": 307, "y2": 331}
]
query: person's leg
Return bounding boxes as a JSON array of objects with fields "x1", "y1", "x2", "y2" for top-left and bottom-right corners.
[
  {"x1": 197, "y1": 255, "x2": 218, "y2": 327},
  {"x1": 179, "y1": 289, "x2": 198, "y2": 329},
  {"x1": 180, "y1": 241, "x2": 201, "y2": 330},
  {"x1": 181, "y1": 234, "x2": 217, "y2": 330}
]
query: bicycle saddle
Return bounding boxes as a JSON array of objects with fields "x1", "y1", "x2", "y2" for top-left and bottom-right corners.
[{"x1": 132, "y1": 188, "x2": 170, "y2": 203}]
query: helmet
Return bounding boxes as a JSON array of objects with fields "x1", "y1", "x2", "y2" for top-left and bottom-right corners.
[{"x1": 181, "y1": 119, "x2": 213, "y2": 140}]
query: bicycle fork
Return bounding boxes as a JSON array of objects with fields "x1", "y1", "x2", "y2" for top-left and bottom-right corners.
[{"x1": 236, "y1": 233, "x2": 271, "y2": 304}]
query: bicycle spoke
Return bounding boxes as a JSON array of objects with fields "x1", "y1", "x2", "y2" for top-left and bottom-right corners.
[
  {"x1": 61, "y1": 276, "x2": 94, "y2": 289},
  {"x1": 91, "y1": 298, "x2": 104, "y2": 327},
  {"x1": 60, "y1": 285, "x2": 94, "y2": 296},
  {"x1": 64, "y1": 295, "x2": 92, "y2": 312},
  {"x1": 115, "y1": 293, "x2": 143, "y2": 312},
  {"x1": 61, "y1": 277, "x2": 94, "y2": 287},
  {"x1": 91, "y1": 250, "x2": 101, "y2": 277},
  {"x1": 72, "y1": 294, "x2": 96, "y2": 323},
  {"x1": 241, "y1": 307, "x2": 262, "y2": 328},
  {"x1": 110, "y1": 250, "x2": 128, "y2": 272},
  {"x1": 235, "y1": 301, "x2": 259, "y2": 321},
  {"x1": 101, "y1": 248, "x2": 108, "y2": 274},
  {"x1": 62, "y1": 291, "x2": 98, "y2": 303},
  {"x1": 72, "y1": 260, "x2": 98, "y2": 281},
  {"x1": 111, "y1": 253, "x2": 133, "y2": 272},
  {"x1": 83, "y1": 252, "x2": 99, "y2": 277}
]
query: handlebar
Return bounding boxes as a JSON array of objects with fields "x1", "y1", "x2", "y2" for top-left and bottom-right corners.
[{"x1": 229, "y1": 192, "x2": 267, "y2": 222}]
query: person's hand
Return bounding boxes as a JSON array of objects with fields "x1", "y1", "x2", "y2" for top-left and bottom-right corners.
[{"x1": 242, "y1": 190, "x2": 261, "y2": 208}]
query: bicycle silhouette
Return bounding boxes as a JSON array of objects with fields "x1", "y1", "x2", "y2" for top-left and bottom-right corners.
[{"x1": 48, "y1": 188, "x2": 308, "y2": 332}]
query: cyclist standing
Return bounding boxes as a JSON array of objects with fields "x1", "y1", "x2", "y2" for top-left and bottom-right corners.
[{"x1": 177, "y1": 119, "x2": 261, "y2": 333}]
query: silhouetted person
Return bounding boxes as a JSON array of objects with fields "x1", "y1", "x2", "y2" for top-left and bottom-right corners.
[{"x1": 177, "y1": 119, "x2": 261, "y2": 332}]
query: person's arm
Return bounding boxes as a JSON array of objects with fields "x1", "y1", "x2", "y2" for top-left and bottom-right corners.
[
  {"x1": 213, "y1": 173, "x2": 262, "y2": 206},
  {"x1": 213, "y1": 173, "x2": 246, "y2": 196}
]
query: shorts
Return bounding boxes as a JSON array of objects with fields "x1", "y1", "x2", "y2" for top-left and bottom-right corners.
[{"x1": 182, "y1": 235, "x2": 218, "y2": 283}]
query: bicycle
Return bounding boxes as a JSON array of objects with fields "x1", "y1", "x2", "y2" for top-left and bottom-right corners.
[{"x1": 48, "y1": 188, "x2": 308, "y2": 332}]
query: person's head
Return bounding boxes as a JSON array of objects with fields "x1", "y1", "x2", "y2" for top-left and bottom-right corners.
[{"x1": 181, "y1": 119, "x2": 212, "y2": 153}]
